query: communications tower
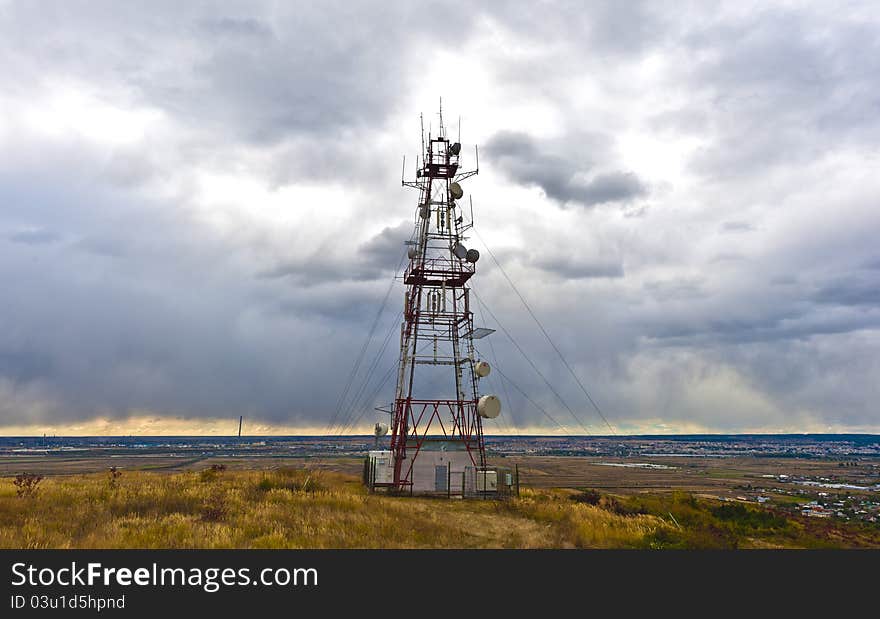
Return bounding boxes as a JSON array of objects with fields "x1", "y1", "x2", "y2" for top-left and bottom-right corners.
[{"x1": 374, "y1": 106, "x2": 501, "y2": 494}]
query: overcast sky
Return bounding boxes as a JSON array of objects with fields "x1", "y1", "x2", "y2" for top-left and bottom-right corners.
[{"x1": 1, "y1": 1, "x2": 879, "y2": 435}]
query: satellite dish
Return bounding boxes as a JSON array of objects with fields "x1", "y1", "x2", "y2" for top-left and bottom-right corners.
[
  {"x1": 374, "y1": 422, "x2": 389, "y2": 437},
  {"x1": 407, "y1": 246, "x2": 420, "y2": 259},
  {"x1": 477, "y1": 395, "x2": 501, "y2": 419},
  {"x1": 453, "y1": 242, "x2": 468, "y2": 259},
  {"x1": 465, "y1": 249, "x2": 480, "y2": 263},
  {"x1": 450, "y1": 142, "x2": 462, "y2": 156},
  {"x1": 419, "y1": 205, "x2": 430, "y2": 219},
  {"x1": 450, "y1": 182, "x2": 464, "y2": 200},
  {"x1": 474, "y1": 360, "x2": 491, "y2": 378}
]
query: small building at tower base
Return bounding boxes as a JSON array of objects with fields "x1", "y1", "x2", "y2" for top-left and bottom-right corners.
[{"x1": 366, "y1": 440, "x2": 517, "y2": 498}]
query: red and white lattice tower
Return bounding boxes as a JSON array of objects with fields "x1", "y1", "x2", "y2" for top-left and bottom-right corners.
[{"x1": 382, "y1": 106, "x2": 500, "y2": 492}]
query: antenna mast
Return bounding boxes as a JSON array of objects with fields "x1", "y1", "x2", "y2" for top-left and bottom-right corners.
[{"x1": 381, "y1": 102, "x2": 498, "y2": 494}]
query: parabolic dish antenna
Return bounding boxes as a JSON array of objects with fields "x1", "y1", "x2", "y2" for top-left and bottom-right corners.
[
  {"x1": 450, "y1": 182, "x2": 464, "y2": 200},
  {"x1": 477, "y1": 395, "x2": 501, "y2": 419},
  {"x1": 453, "y1": 242, "x2": 468, "y2": 259}
]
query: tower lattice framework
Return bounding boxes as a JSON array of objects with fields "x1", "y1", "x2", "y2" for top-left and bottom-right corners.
[{"x1": 389, "y1": 111, "x2": 483, "y2": 490}]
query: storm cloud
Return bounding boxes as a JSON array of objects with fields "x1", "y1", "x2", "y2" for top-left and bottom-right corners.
[
  {"x1": 1, "y1": 1, "x2": 879, "y2": 433},
  {"x1": 484, "y1": 131, "x2": 647, "y2": 207}
]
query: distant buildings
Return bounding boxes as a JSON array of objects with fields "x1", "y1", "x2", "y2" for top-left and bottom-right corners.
[{"x1": 802, "y1": 502, "x2": 833, "y2": 518}]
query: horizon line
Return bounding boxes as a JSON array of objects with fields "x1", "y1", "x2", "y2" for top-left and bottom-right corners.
[{"x1": 2, "y1": 431, "x2": 879, "y2": 438}]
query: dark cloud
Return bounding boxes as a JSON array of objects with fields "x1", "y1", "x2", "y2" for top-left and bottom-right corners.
[
  {"x1": 484, "y1": 131, "x2": 646, "y2": 207},
  {"x1": 813, "y1": 277, "x2": 880, "y2": 308},
  {"x1": 255, "y1": 221, "x2": 414, "y2": 286},
  {"x1": 256, "y1": 253, "x2": 392, "y2": 287},
  {"x1": 358, "y1": 220, "x2": 415, "y2": 268},
  {"x1": 580, "y1": 172, "x2": 646, "y2": 206}
]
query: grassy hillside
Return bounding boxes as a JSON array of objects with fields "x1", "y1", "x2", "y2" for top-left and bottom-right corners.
[{"x1": 1, "y1": 467, "x2": 877, "y2": 549}]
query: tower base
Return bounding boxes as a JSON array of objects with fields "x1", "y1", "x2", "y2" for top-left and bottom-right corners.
[{"x1": 366, "y1": 441, "x2": 518, "y2": 498}]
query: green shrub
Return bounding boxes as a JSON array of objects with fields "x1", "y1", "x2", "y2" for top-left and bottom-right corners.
[{"x1": 711, "y1": 503, "x2": 788, "y2": 530}]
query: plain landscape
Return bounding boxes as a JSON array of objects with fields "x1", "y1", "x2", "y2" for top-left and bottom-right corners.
[{"x1": 2, "y1": 434, "x2": 878, "y2": 549}]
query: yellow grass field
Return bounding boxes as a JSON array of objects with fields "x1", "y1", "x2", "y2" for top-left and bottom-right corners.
[
  {"x1": 4, "y1": 466, "x2": 879, "y2": 549},
  {"x1": 0, "y1": 467, "x2": 670, "y2": 549}
]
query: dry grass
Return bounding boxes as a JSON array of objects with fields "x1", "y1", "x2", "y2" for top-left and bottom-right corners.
[
  {"x1": 507, "y1": 488, "x2": 669, "y2": 548},
  {"x1": 0, "y1": 468, "x2": 671, "y2": 549}
]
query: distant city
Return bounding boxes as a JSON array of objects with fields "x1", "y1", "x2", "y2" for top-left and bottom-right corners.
[
  {"x1": 486, "y1": 434, "x2": 880, "y2": 458},
  {"x1": 2, "y1": 433, "x2": 879, "y2": 459}
]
